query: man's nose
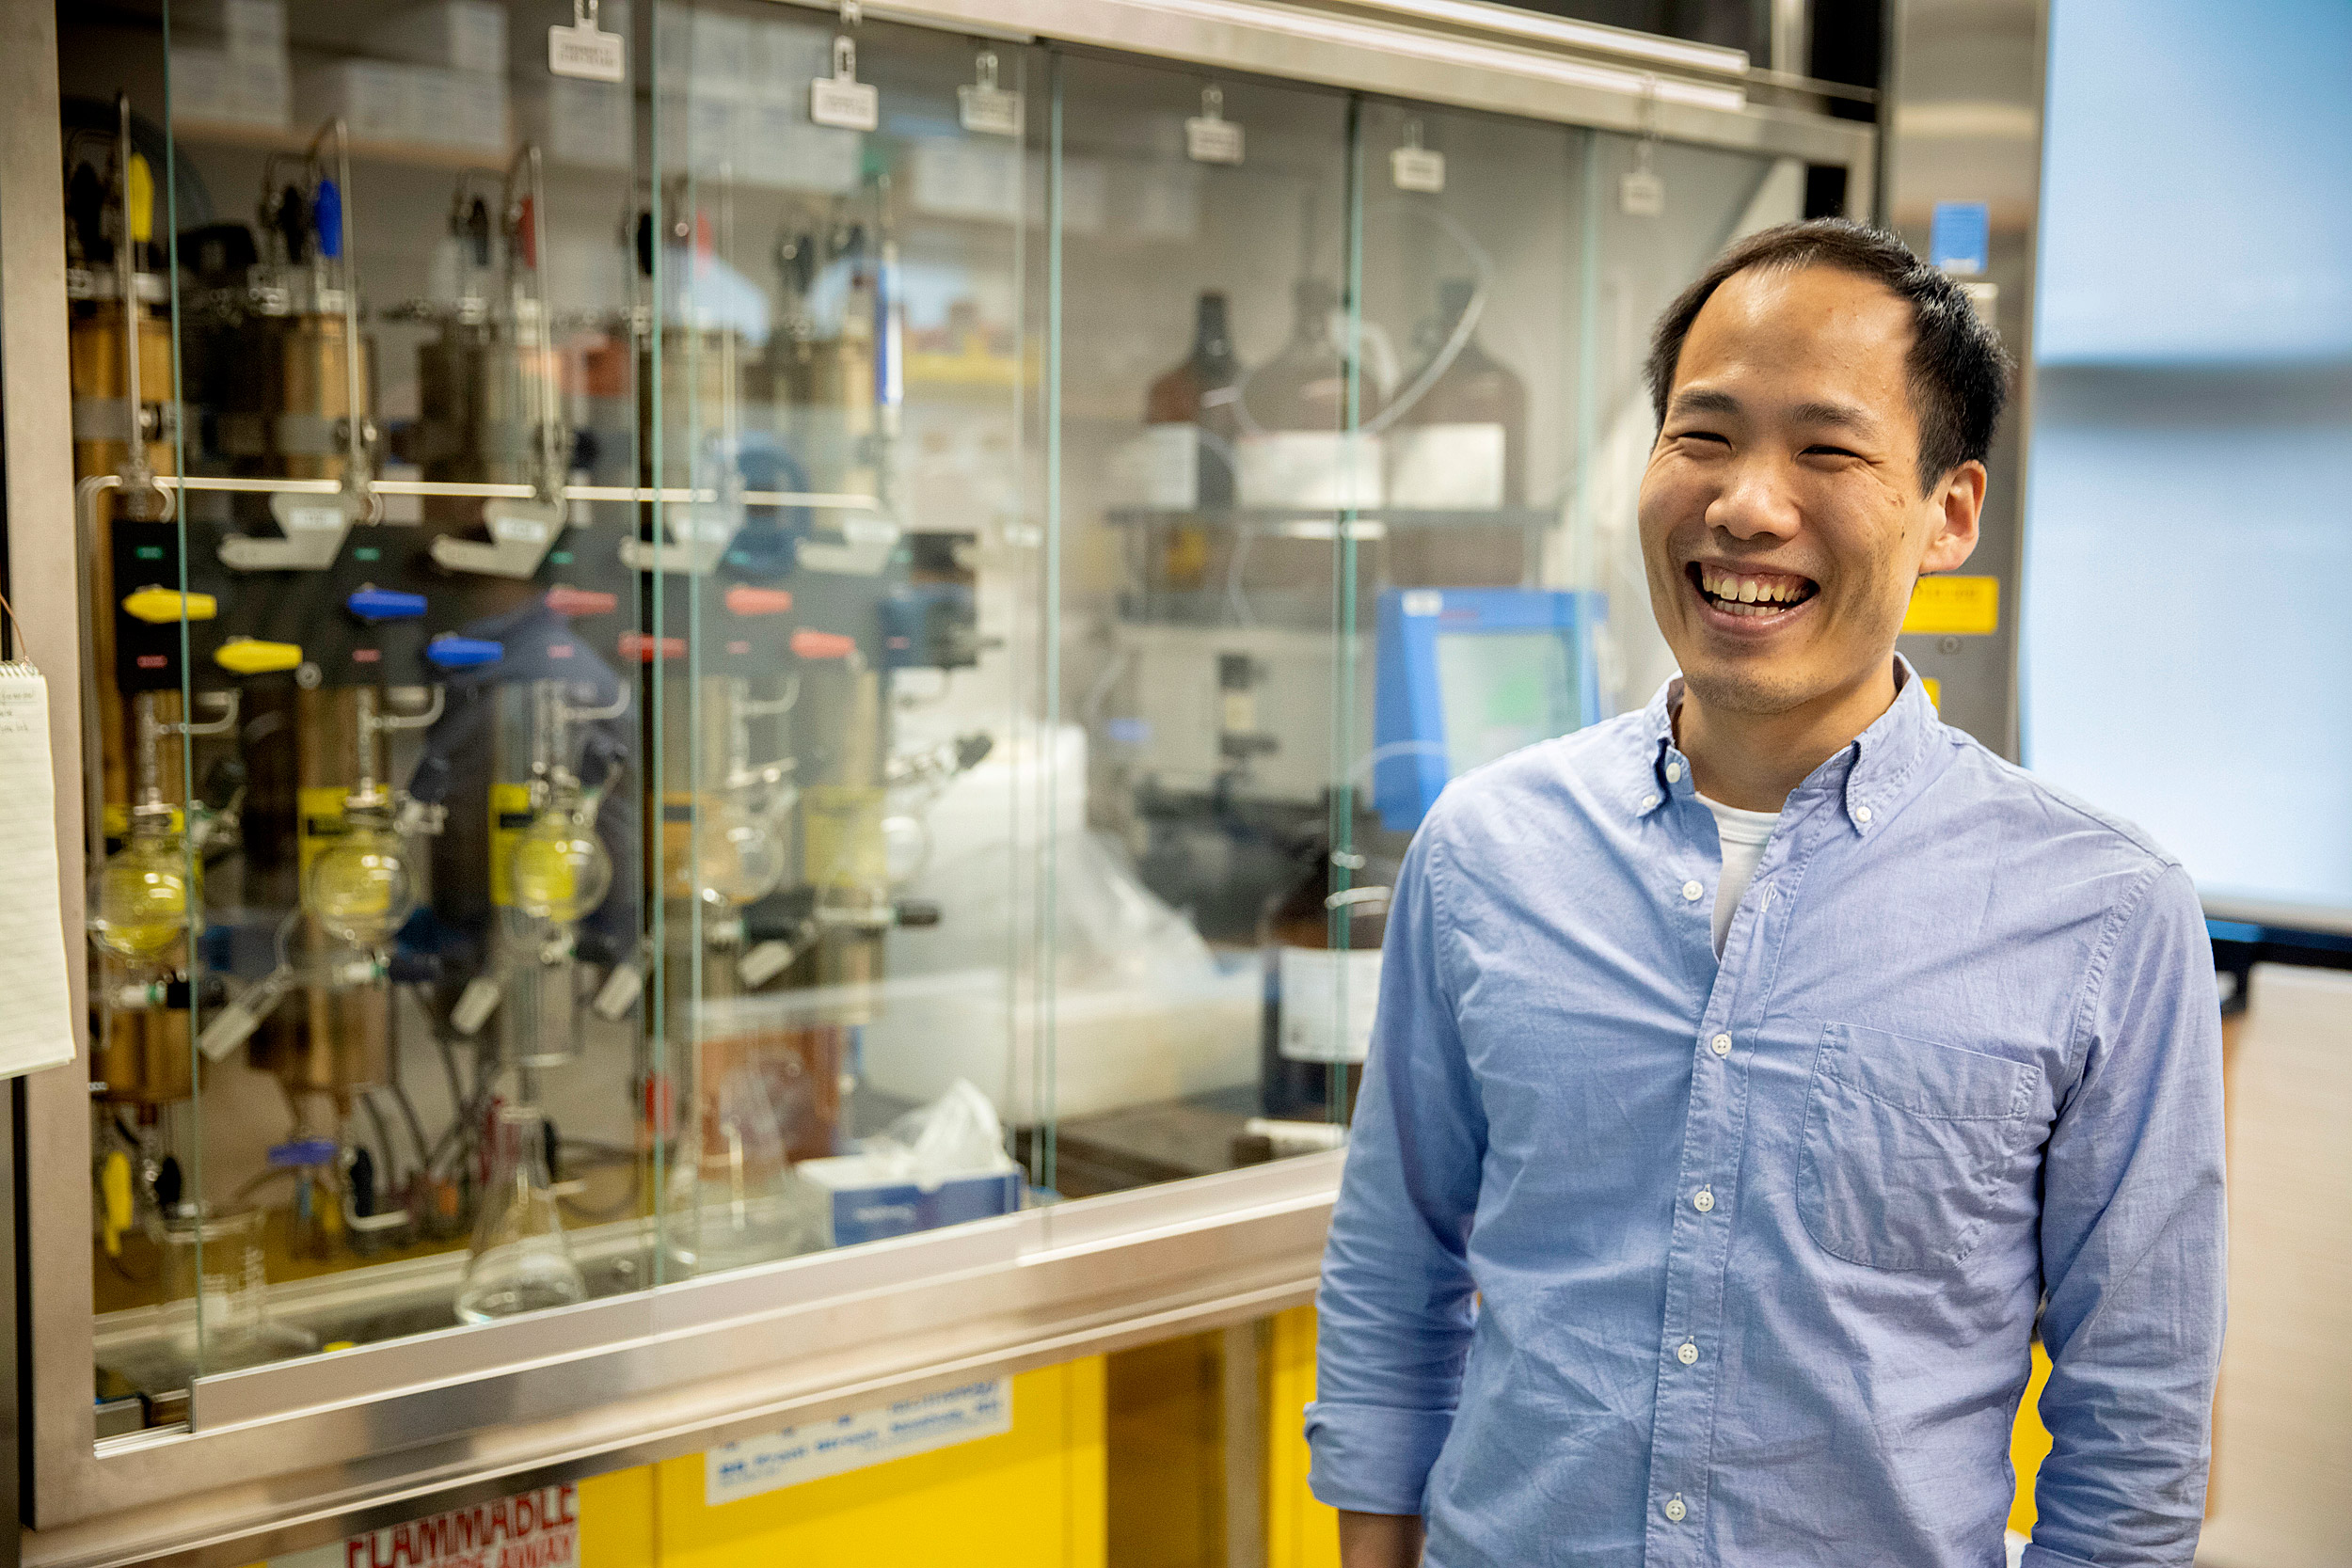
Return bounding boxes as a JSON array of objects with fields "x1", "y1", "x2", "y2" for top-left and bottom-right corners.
[{"x1": 1704, "y1": 454, "x2": 1802, "y2": 541}]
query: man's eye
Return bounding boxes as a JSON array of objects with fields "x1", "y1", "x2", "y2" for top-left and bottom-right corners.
[
  {"x1": 1672, "y1": 430, "x2": 1729, "y2": 446},
  {"x1": 1804, "y1": 444, "x2": 1860, "y2": 459}
]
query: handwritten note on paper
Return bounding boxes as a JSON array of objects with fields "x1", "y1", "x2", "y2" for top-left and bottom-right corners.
[{"x1": 0, "y1": 669, "x2": 75, "y2": 1078}]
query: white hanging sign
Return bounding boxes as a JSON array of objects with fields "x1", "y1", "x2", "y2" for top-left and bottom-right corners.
[
  {"x1": 548, "y1": 0, "x2": 626, "y2": 82},
  {"x1": 1391, "y1": 120, "x2": 1443, "y2": 192},
  {"x1": 1185, "y1": 86, "x2": 1244, "y2": 166},
  {"x1": 958, "y1": 50, "x2": 1023, "y2": 136},
  {"x1": 1621, "y1": 77, "x2": 1666, "y2": 216},
  {"x1": 1619, "y1": 167, "x2": 1664, "y2": 216},
  {"x1": 811, "y1": 34, "x2": 880, "y2": 132}
]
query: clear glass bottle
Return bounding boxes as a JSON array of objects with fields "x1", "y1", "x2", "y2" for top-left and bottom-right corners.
[
  {"x1": 1236, "y1": 278, "x2": 1387, "y2": 509},
  {"x1": 454, "y1": 1101, "x2": 587, "y2": 1323}
]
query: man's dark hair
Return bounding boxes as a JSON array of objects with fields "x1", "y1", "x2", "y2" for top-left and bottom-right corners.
[{"x1": 1644, "y1": 218, "x2": 2014, "y2": 493}]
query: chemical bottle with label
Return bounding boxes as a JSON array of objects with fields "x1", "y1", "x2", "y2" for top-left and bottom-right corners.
[
  {"x1": 1259, "y1": 839, "x2": 1388, "y2": 1120},
  {"x1": 1145, "y1": 290, "x2": 1242, "y2": 508},
  {"x1": 1390, "y1": 278, "x2": 1527, "y2": 509},
  {"x1": 1236, "y1": 278, "x2": 1387, "y2": 509}
]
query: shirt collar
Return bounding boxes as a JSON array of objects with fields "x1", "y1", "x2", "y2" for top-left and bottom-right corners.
[{"x1": 1629, "y1": 655, "x2": 1940, "y2": 837}]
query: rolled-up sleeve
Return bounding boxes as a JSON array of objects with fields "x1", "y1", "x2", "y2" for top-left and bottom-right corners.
[
  {"x1": 2026, "y1": 863, "x2": 2227, "y2": 1567},
  {"x1": 1305, "y1": 825, "x2": 1486, "y2": 1514}
]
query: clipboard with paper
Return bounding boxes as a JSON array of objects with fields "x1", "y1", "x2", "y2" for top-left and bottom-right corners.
[{"x1": 0, "y1": 592, "x2": 77, "y2": 1079}]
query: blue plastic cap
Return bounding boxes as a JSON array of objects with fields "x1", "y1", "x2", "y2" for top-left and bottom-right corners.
[
  {"x1": 267, "y1": 1137, "x2": 339, "y2": 1169},
  {"x1": 425, "y1": 636, "x2": 503, "y2": 670},
  {"x1": 346, "y1": 587, "x2": 427, "y2": 622},
  {"x1": 314, "y1": 180, "x2": 343, "y2": 260}
]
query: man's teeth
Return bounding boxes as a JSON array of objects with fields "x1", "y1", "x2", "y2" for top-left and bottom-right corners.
[{"x1": 1696, "y1": 564, "x2": 1814, "y2": 612}]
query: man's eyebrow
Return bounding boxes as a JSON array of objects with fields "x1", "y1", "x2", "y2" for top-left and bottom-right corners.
[
  {"x1": 1665, "y1": 388, "x2": 1742, "y2": 420},
  {"x1": 1789, "y1": 399, "x2": 1882, "y2": 436}
]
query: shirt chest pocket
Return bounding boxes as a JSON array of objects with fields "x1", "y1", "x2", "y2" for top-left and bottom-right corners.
[{"x1": 1797, "y1": 1022, "x2": 2042, "y2": 1272}]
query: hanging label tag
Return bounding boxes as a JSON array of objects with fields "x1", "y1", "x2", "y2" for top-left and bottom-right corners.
[
  {"x1": 1619, "y1": 168, "x2": 1664, "y2": 216},
  {"x1": 1391, "y1": 146, "x2": 1445, "y2": 192},
  {"x1": 959, "y1": 51, "x2": 1023, "y2": 136},
  {"x1": 959, "y1": 85, "x2": 1022, "y2": 136},
  {"x1": 548, "y1": 1, "x2": 626, "y2": 82},
  {"x1": 1186, "y1": 116, "x2": 1244, "y2": 165},
  {"x1": 1185, "y1": 86, "x2": 1242, "y2": 165},
  {"x1": 812, "y1": 35, "x2": 879, "y2": 132}
]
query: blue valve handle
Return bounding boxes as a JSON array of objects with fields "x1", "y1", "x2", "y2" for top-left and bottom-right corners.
[
  {"x1": 267, "y1": 1137, "x2": 339, "y2": 1169},
  {"x1": 346, "y1": 586, "x2": 427, "y2": 622},
  {"x1": 425, "y1": 636, "x2": 503, "y2": 670},
  {"x1": 314, "y1": 180, "x2": 343, "y2": 260}
]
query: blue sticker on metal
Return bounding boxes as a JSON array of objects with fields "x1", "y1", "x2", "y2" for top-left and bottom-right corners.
[{"x1": 1930, "y1": 200, "x2": 1991, "y2": 277}]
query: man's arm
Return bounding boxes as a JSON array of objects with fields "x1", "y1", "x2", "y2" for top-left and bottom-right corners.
[
  {"x1": 1306, "y1": 826, "x2": 1486, "y2": 1545},
  {"x1": 2028, "y1": 863, "x2": 2227, "y2": 1568},
  {"x1": 1338, "y1": 1510, "x2": 1426, "y2": 1568}
]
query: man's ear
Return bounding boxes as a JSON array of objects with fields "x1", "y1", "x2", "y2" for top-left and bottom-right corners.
[{"x1": 1919, "y1": 459, "x2": 1986, "y2": 574}]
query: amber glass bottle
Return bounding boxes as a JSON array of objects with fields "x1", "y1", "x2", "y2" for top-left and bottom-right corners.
[
  {"x1": 1242, "y1": 277, "x2": 1387, "y2": 434},
  {"x1": 1392, "y1": 278, "x2": 1528, "y2": 507},
  {"x1": 1145, "y1": 290, "x2": 1241, "y2": 509},
  {"x1": 1259, "y1": 842, "x2": 1384, "y2": 1120}
]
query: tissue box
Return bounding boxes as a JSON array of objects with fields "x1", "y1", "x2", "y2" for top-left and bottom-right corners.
[
  {"x1": 517, "y1": 76, "x2": 632, "y2": 170},
  {"x1": 180, "y1": 0, "x2": 285, "y2": 60},
  {"x1": 431, "y1": 66, "x2": 509, "y2": 152},
  {"x1": 170, "y1": 45, "x2": 291, "y2": 130},
  {"x1": 795, "y1": 1157, "x2": 1024, "y2": 1248},
  {"x1": 297, "y1": 60, "x2": 414, "y2": 142},
  {"x1": 367, "y1": 1, "x2": 508, "y2": 74}
]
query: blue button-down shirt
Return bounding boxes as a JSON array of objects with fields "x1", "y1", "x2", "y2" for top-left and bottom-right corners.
[{"x1": 1308, "y1": 664, "x2": 2225, "y2": 1568}]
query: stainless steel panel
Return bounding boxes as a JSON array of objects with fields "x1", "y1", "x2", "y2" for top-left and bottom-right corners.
[
  {"x1": 25, "y1": 1157, "x2": 1337, "y2": 1568},
  {"x1": 782, "y1": 0, "x2": 1877, "y2": 167},
  {"x1": 1881, "y1": 0, "x2": 2047, "y2": 757},
  {"x1": 0, "y1": 0, "x2": 103, "y2": 1537}
]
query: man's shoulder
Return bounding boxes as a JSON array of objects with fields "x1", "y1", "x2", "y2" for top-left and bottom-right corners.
[
  {"x1": 1419, "y1": 709, "x2": 1650, "y2": 852},
  {"x1": 1931, "y1": 722, "x2": 2185, "y2": 888}
]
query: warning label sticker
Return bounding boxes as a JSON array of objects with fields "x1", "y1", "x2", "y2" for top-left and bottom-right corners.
[{"x1": 269, "y1": 1484, "x2": 579, "y2": 1568}]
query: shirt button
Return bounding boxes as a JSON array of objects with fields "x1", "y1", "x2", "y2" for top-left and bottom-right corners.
[
  {"x1": 1710, "y1": 1033, "x2": 1732, "y2": 1057},
  {"x1": 1855, "y1": 804, "x2": 1874, "y2": 824},
  {"x1": 1664, "y1": 1496, "x2": 1687, "y2": 1523},
  {"x1": 1677, "y1": 1340, "x2": 1700, "y2": 1366},
  {"x1": 1693, "y1": 1187, "x2": 1715, "y2": 1212},
  {"x1": 1681, "y1": 879, "x2": 1703, "y2": 901},
  {"x1": 1641, "y1": 793, "x2": 1660, "y2": 811},
  {"x1": 1665, "y1": 761, "x2": 1683, "y2": 783}
]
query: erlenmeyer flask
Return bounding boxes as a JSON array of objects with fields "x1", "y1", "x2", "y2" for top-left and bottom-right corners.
[
  {"x1": 662, "y1": 1056, "x2": 817, "y2": 1275},
  {"x1": 455, "y1": 1102, "x2": 587, "y2": 1323}
]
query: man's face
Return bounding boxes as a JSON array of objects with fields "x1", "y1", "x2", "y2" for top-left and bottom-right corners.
[{"x1": 1637, "y1": 263, "x2": 1982, "y2": 718}]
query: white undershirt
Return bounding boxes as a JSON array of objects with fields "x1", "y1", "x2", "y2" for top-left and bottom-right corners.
[{"x1": 1699, "y1": 793, "x2": 1781, "y2": 958}]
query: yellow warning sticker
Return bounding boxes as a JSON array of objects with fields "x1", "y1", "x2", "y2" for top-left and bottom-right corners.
[{"x1": 1902, "y1": 576, "x2": 1999, "y2": 636}]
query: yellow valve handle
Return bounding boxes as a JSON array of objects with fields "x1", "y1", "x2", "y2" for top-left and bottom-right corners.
[
  {"x1": 127, "y1": 154, "x2": 154, "y2": 245},
  {"x1": 122, "y1": 587, "x2": 217, "y2": 625},
  {"x1": 101, "y1": 1150, "x2": 133, "y2": 1258},
  {"x1": 214, "y1": 640, "x2": 302, "y2": 675}
]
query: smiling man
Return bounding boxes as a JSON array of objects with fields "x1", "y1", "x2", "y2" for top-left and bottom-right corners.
[{"x1": 1307, "y1": 220, "x2": 2226, "y2": 1568}]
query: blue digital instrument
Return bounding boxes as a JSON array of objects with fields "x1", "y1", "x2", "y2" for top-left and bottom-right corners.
[{"x1": 1372, "y1": 587, "x2": 1606, "y2": 832}]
